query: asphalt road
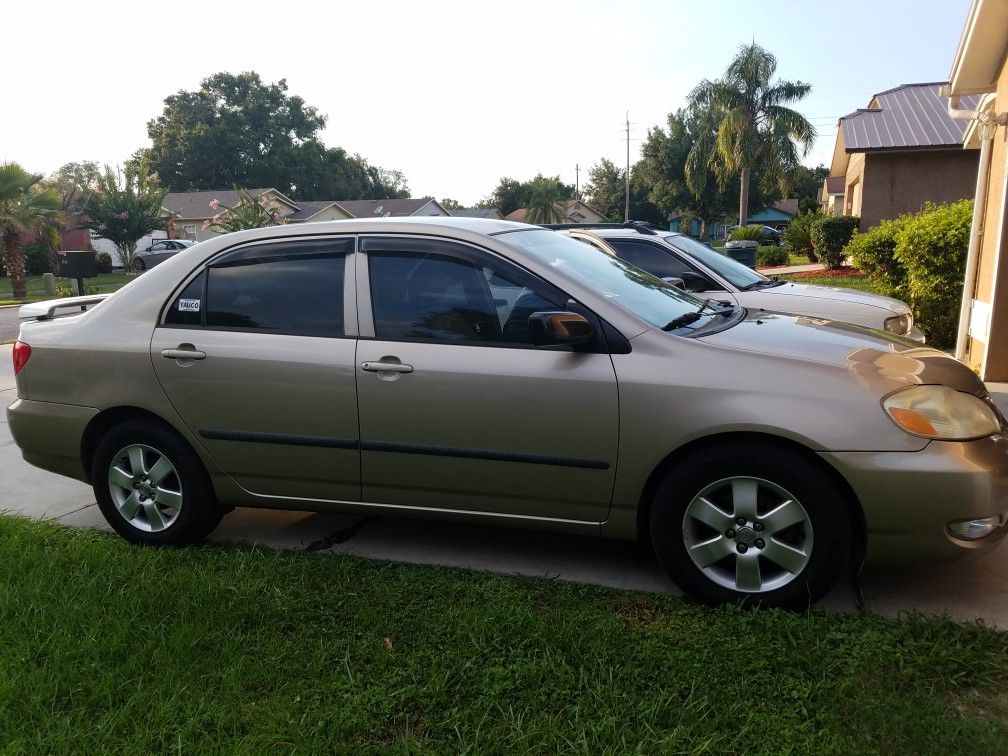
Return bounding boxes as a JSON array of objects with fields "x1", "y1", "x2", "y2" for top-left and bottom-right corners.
[
  {"x1": 3, "y1": 343, "x2": 1008, "y2": 626},
  {"x1": 0, "y1": 307, "x2": 20, "y2": 343}
]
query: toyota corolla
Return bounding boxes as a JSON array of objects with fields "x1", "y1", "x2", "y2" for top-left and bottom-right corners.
[{"x1": 7, "y1": 218, "x2": 1007, "y2": 608}]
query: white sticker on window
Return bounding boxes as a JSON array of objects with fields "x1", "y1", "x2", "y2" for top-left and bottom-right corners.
[{"x1": 178, "y1": 299, "x2": 201, "y2": 312}]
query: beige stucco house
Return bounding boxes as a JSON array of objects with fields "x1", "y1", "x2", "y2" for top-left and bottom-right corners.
[
  {"x1": 504, "y1": 199, "x2": 607, "y2": 224},
  {"x1": 947, "y1": 0, "x2": 1008, "y2": 380},
  {"x1": 825, "y1": 83, "x2": 980, "y2": 229}
]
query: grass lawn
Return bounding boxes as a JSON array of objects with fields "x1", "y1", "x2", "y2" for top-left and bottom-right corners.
[
  {"x1": 1, "y1": 515, "x2": 1006, "y2": 753},
  {"x1": 0, "y1": 273, "x2": 133, "y2": 305}
]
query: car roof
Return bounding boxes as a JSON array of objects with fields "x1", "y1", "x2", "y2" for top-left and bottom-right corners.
[
  {"x1": 294, "y1": 215, "x2": 529, "y2": 236},
  {"x1": 566, "y1": 226, "x2": 682, "y2": 242}
]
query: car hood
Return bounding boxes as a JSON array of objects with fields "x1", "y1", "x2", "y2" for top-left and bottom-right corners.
[
  {"x1": 697, "y1": 309, "x2": 985, "y2": 395},
  {"x1": 750, "y1": 281, "x2": 908, "y2": 314}
]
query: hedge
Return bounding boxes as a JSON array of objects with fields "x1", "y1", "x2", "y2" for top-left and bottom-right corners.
[
  {"x1": 810, "y1": 216, "x2": 859, "y2": 269},
  {"x1": 843, "y1": 200, "x2": 972, "y2": 347}
]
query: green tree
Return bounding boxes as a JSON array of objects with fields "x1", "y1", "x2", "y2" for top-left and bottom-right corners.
[
  {"x1": 0, "y1": 163, "x2": 63, "y2": 299},
  {"x1": 687, "y1": 43, "x2": 815, "y2": 227},
  {"x1": 482, "y1": 175, "x2": 575, "y2": 217},
  {"x1": 82, "y1": 165, "x2": 168, "y2": 273},
  {"x1": 525, "y1": 175, "x2": 569, "y2": 224},
  {"x1": 584, "y1": 158, "x2": 625, "y2": 220},
  {"x1": 438, "y1": 198, "x2": 463, "y2": 211},
  {"x1": 787, "y1": 164, "x2": 829, "y2": 209},
  {"x1": 40, "y1": 162, "x2": 103, "y2": 271},
  {"x1": 206, "y1": 187, "x2": 289, "y2": 233},
  {"x1": 134, "y1": 72, "x2": 409, "y2": 201}
]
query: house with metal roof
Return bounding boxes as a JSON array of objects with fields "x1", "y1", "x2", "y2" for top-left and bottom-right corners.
[{"x1": 825, "y1": 82, "x2": 981, "y2": 228}]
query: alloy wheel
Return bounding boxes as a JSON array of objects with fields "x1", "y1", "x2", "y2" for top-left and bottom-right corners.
[
  {"x1": 682, "y1": 476, "x2": 813, "y2": 593},
  {"x1": 107, "y1": 444, "x2": 183, "y2": 532}
]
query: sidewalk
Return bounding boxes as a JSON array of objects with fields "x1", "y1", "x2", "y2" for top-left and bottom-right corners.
[{"x1": 756, "y1": 262, "x2": 826, "y2": 275}]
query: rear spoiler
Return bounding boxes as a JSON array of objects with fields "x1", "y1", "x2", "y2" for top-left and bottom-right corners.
[{"x1": 18, "y1": 294, "x2": 110, "y2": 321}]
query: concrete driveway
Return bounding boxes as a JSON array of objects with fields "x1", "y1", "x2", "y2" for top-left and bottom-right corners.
[
  {"x1": 3, "y1": 343, "x2": 1008, "y2": 627},
  {"x1": 0, "y1": 306, "x2": 21, "y2": 343}
]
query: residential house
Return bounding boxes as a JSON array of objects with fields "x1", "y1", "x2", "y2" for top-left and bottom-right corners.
[
  {"x1": 825, "y1": 82, "x2": 981, "y2": 229},
  {"x1": 449, "y1": 207, "x2": 504, "y2": 219},
  {"x1": 820, "y1": 176, "x2": 846, "y2": 216},
  {"x1": 504, "y1": 199, "x2": 607, "y2": 224},
  {"x1": 670, "y1": 200, "x2": 800, "y2": 238},
  {"x1": 159, "y1": 191, "x2": 449, "y2": 243},
  {"x1": 947, "y1": 0, "x2": 1008, "y2": 380}
]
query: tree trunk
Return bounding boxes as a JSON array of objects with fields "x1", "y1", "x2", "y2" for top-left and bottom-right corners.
[
  {"x1": 738, "y1": 167, "x2": 750, "y2": 228},
  {"x1": 118, "y1": 241, "x2": 134, "y2": 274},
  {"x1": 2, "y1": 228, "x2": 28, "y2": 300}
]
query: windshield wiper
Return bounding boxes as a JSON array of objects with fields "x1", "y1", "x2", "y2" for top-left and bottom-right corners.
[
  {"x1": 663, "y1": 299, "x2": 719, "y2": 331},
  {"x1": 739, "y1": 278, "x2": 782, "y2": 291}
]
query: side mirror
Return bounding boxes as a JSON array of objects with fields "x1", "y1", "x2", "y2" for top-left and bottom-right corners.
[
  {"x1": 679, "y1": 271, "x2": 711, "y2": 292},
  {"x1": 661, "y1": 276, "x2": 685, "y2": 289},
  {"x1": 528, "y1": 311, "x2": 596, "y2": 346}
]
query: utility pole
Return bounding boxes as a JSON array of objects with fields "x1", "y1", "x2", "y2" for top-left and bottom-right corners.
[
  {"x1": 625, "y1": 111, "x2": 631, "y2": 222},
  {"x1": 575, "y1": 163, "x2": 580, "y2": 199}
]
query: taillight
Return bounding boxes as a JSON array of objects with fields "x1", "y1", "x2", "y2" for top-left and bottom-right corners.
[{"x1": 12, "y1": 341, "x2": 31, "y2": 375}]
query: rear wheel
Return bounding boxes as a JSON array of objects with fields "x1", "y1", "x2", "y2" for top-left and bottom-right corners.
[
  {"x1": 92, "y1": 420, "x2": 223, "y2": 545},
  {"x1": 134, "y1": 257, "x2": 146, "y2": 272},
  {"x1": 650, "y1": 442, "x2": 852, "y2": 609}
]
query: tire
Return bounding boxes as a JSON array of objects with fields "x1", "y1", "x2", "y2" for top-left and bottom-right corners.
[
  {"x1": 134, "y1": 258, "x2": 146, "y2": 272},
  {"x1": 650, "y1": 442, "x2": 852, "y2": 609},
  {"x1": 91, "y1": 419, "x2": 223, "y2": 545}
]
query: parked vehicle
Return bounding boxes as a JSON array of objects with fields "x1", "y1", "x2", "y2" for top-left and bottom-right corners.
[
  {"x1": 553, "y1": 224, "x2": 924, "y2": 342},
  {"x1": 8, "y1": 218, "x2": 1006, "y2": 608},
  {"x1": 135, "y1": 239, "x2": 195, "y2": 270}
]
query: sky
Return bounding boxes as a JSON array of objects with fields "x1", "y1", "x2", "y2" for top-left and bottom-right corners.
[{"x1": 1, "y1": 0, "x2": 972, "y2": 205}]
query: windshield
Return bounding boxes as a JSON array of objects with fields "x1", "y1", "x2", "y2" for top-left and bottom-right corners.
[
  {"x1": 662, "y1": 233, "x2": 769, "y2": 289},
  {"x1": 495, "y1": 228, "x2": 705, "y2": 329}
]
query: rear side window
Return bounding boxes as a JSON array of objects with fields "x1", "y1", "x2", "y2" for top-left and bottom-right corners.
[
  {"x1": 608, "y1": 239, "x2": 693, "y2": 279},
  {"x1": 164, "y1": 238, "x2": 350, "y2": 336}
]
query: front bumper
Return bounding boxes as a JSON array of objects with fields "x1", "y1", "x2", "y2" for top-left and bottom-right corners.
[
  {"x1": 821, "y1": 434, "x2": 1008, "y2": 564},
  {"x1": 6, "y1": 398, "x2": 98, "y2": 482}
]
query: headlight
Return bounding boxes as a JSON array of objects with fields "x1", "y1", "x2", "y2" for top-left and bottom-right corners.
[
  {"x1": 884, "y1": 314, "x2": 910, "y2": 335},
  {"x1": 882, "y1": 385, "x2": 1000, "y2": 440}
]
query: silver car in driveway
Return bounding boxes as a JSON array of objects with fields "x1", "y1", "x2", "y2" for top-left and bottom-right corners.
[
  {"x1": 135, "y1": 239, "x2": 195, "y2": 271},
  {"x1": 559, "y1": 224, "x2": 925, "y2": 342},
  {"x1": 7, "y1": 218, "x2": 1008, "y2": 608}
]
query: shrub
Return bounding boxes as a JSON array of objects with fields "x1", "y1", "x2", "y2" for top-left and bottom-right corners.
[
  {"x1": 895, "y1": 200, "x2": 972, "y2": 348},
  {"x1": 782, "y1": 210, "x2": 823, "y2": 259},
  {"x1": 729, "y1": 224, "x2": 765, "y2": 242},
  {"x1": 757, "y1": 245, "x2": 789, "y2": 267},
  {"x1": 845, "y1": 215, "x2": 911, "y2": 297},
  {"x1": 23, "y1": 242, "x2": 51, "y2": 276},
  {"x1": 811, "y1": 216, "x2": 859, "y2": 269},
  {"x1": 95, "y1": 251, "x2": 113, "y2": 274}
]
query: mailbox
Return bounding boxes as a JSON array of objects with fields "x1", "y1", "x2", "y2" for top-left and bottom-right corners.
[{"x1": 58, "y1": 250, "x2": 98, "y2": 279}]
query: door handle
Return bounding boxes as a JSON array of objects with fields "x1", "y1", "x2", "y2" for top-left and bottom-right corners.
[
  {"x1": 361, "y1": 361, "x2": 413, "y2": 374},
  {"x1": 161, "y1": 347, "x2": 206, "y2": 360}
]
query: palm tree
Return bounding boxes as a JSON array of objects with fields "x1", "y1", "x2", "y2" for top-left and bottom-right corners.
[
  {"x1": 0, "y1": 163, "x2": 63, "y2": 300},
  {"x1": 525, "y1": 176, "x2": 569, "y2": 225},
  {"x1": 687, "y1": 43, "x2": 815, "y2": 227}
]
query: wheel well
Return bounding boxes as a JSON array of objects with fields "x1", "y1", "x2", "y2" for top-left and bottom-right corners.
[
  {"x1": 635, "y1": 432, "x2": 867, "y2": 561},
  {"x1": 80, "y1": 406, "x2": 187, "y2": 484}
]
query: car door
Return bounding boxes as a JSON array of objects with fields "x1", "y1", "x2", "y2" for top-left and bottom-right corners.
[
  {"x1": 355, "y1": 235, "x2": 619, "y2": 523},
  {"x1": 607, "y1": 238, "x2": 737, "y2": 304},
  {"x1": 151, "y1": 236, "x2": 361, "y2": 502}
]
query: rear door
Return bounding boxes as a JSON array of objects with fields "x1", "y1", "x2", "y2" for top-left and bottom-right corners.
[
  {"x1": 151, "y1": 236, "x2": 360, "y2": 502},
  {"x1": 355, "y1": 235, "x2": 619, "y2": 523}
]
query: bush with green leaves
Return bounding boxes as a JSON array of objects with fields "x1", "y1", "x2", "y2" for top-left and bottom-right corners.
[
  {"x1": 95, "y1": 251, "x2": 113, "y2": 274},
  {"x1": 810, "y1": 215, "x2": 859, "y2": 269},
  {"x1": 896, "y1": 200, "x2": 972, "y2": 348},
  {"x1": 757, "y1": 245, "x2": 789, "y2": 267},
  {"x1": 782, "y1": 210, "x2": 823, "y2": 260},
  {"x1": 22, "y1": 242, "x2": 50, "y2": 275},
  {"x1": 729, "y1": 224, "x2": 765, "y2": 242},
  {"x1": 845, "y1": 215, "x2": 911, "y2": 297}
]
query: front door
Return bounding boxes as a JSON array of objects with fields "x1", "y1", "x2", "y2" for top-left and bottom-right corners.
[
  {"x1": 151, "y1": 237, "x2": 360, "y2": 502},
  {"x1": 355, "y1": 235, "x2": 619, "y2": 523}
]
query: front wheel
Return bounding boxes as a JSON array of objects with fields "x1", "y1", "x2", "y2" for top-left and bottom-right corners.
[
  {"x1": 92, "y1": 420, "x2": 223, "y2": 545},
  {"x1": 650, "y1": 442, "x2": 853, "y2": 609}
]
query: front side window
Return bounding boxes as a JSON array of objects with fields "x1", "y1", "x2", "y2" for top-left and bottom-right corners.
[
  {"x1": 662, "y1": 233, "x2": 768, "y2": 289},
  {"x1": 367, "y1": 241, "x2": 565, "y2": 346}
]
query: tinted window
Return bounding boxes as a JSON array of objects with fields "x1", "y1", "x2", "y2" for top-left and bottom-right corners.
[
  {"x1": 203, "y1": 241, "x2": 348, "y2": 336},
  {"x1": 608, "y1": 239, "x2": 692, "y2": 278},
  {"x1": 165, "y1": 271, "x2": 205, "y2": 326},
  {"x1": 662, "y1": 233, "x2": 767, "y2": 289},
  {"x1": 368, "y1": 247, "x2": 564, "y2": 345}
]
